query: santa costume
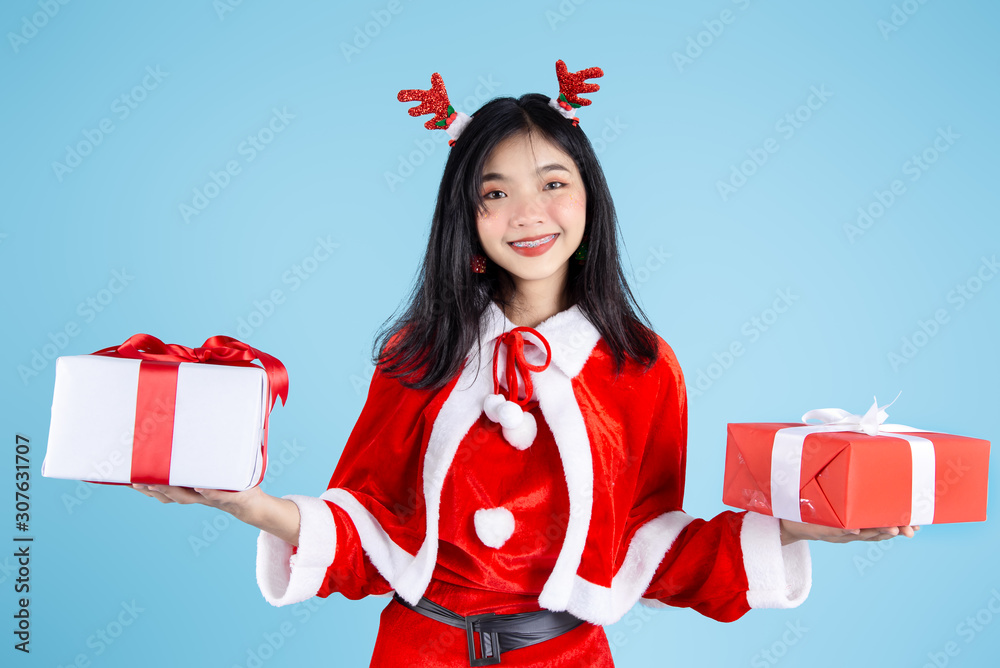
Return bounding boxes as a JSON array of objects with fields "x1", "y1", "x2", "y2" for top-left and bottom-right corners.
[{"x1": 255, "y1": 301, "x2": 811, "y2": 666}]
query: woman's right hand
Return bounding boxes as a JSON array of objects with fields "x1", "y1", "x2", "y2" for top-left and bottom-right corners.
[{"x1": 131, "y1": 483, "x2": 301, "y2": 546}]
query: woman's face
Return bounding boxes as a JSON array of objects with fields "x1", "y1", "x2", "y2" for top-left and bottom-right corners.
[{"x1": 475, "y1": 131, "x2": 587, "y2": 303}]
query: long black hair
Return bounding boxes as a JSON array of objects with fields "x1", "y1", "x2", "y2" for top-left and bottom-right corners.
[{"x1": 372, "y1": 92, "x2": 659, "y2": 390}]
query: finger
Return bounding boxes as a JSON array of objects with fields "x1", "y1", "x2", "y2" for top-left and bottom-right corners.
[
  {"x1": 809, "y1": 528, "x2": 863, "y2": 544},
  {"x1": 863, "y1": 532, "x2": 895, "y2": 541},
  {"x1": 851, "y1": 528, "x2": 884, "y2": 540},
  {"x1": 862, "y1": 526, "x2": 906, "y2": 541},
  {"x1": 193, "y1": 488, "x2": 232, "y2": 503},
  {"x1": 142, "y1": 486, "x2": 176, "y2": 504},
  {"x1": 899, "y1": 526, "x2": 915, "y2": 538},
  {"x1": 147, "y1": 485, "x2": 207, "y2": 505}
]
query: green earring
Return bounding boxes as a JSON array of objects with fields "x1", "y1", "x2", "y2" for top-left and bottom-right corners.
[{"x1": 573, "y1": 234, "x2": 589, "y2": 264}]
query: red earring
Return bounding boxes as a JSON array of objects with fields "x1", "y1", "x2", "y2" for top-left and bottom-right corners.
[{"x1": 470, "y1": 254, "x2": 487, "y2": 273}]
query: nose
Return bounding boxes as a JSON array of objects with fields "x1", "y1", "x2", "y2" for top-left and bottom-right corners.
[{"x1": 509, "y1": 192, "x2": 546, "y2": 228}]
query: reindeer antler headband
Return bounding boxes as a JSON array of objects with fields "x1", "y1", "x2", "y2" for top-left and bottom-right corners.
[{"x1": 397, "y1": 59, "x2": 604, "y2": 146}]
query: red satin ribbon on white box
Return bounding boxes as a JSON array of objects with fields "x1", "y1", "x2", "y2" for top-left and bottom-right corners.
[{"x1": 43, "y1": 334, "x2": 288, "y2": 490}]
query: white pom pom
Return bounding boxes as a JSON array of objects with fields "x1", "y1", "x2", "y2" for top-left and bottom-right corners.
[
  {"x1": 497, "y1": 401, "x2": 524, "y2": 429},
  {"x1": 502, "y1": 411, "x2": 537, "y2": 450},
  {"x1": 483, "y1": 394, "x2": 506, "y2": 422},
  {"x1": 474, "y1": 507, "x2": 516, "y2": 548}
]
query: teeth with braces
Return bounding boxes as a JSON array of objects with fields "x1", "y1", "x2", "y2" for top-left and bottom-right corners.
[{"x1": 510, "y1": 234, "x2": 556, "y2": 248}]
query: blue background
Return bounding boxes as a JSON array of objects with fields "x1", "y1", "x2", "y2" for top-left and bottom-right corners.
[{"x1": 3, "y1": 1, "x2": 998, "y2": 666}]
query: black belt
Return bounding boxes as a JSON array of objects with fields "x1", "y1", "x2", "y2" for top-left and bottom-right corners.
[{"x1": 392, "y1": 592, "x2": 585, "y2": 666}]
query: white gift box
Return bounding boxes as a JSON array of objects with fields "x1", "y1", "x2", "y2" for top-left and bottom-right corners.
[{"x1": 42, "y1": 354, "x2": 271, "y2": 491}]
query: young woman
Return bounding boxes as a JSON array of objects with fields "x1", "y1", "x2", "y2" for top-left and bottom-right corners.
[{"x1": 133, "y1": 67, "x2": 917, "y2": 667}]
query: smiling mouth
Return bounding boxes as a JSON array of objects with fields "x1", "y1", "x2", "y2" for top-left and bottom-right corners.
[{"x1": 509, "y1": 234, "x2": 557, "y2": 248}]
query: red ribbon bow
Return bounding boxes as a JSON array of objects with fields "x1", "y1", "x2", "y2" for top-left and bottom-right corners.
[
  {"x1": 93, "y1": 334, "x2": 289, "y2": 410},
  {"x1": 492, "y1": 327, "x2": 551, "y2": 407},
  {"x1": 83, "y1": 334, "x2": 287, "y2": 487}
]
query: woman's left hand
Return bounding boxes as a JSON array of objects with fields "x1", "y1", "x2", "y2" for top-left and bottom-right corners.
[{"x1": 779, "y1": 518, "x2": 919, "y2": 545}]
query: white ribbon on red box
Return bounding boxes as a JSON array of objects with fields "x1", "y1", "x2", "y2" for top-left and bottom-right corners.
[{"x1": 770, "y1": 393, "x2": 936, "y2": 526}]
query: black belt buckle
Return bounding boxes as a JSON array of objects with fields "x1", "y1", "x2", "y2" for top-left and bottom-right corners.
[{"x1": 465, "y1": 612, "x2": 501, "y2": 666}]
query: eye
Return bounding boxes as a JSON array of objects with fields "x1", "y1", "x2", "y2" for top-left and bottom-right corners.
[
  {"x1": 483, "y1": 190, "x2": 506, "y2": 200},
  {"x1": 545, "y1": 181, "x2": 567, "y2": 190}
]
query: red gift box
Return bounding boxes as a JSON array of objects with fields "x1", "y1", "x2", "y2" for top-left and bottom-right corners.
[{"x1": 723, "y1": 399, "x2": 990, "y2": 528}]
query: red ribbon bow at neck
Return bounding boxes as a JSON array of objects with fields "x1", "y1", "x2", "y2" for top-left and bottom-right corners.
[
  {"x1": 483, "y1": 327, "x2": 552, "y2": 450},
  {"x1": 492, "y1": 327, "x2": 551, "y2": 407}
]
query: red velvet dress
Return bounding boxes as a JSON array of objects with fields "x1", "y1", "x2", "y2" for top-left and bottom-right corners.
[{"x1": 255, "y1": 303, "x2": 811, "y2": 667}]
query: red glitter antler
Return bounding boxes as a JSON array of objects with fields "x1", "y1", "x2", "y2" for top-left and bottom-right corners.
[
  {"x1": 397, "y1": 72, "x2": 458, "y2": 131},
  {"x1": 554, "y1": 59, "x2": 604, "y2": 108}
]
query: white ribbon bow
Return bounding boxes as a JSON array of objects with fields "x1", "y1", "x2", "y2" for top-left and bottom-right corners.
[
  {"x1": 770, "y1": 392, "x2": 935, "y2": 526},
  {"x1": 800, "y1": 391, "x2": 920, "y2": 437}
]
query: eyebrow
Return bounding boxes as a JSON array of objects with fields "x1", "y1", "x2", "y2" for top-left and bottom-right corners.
[{"x1": 481, "y1": 163, "x2": 572, "y2": 182}]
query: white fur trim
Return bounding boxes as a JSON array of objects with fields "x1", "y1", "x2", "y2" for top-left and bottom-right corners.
[
  {"x1": 321, "y1": 488, "x2": 415, "y2": 583},
  {"x1": 484, "y1": 301, "x2": 603, "y2": 611},
  {"x1": 548, "y1": 97, "x2": 577, "y2": 119},
  {"x1": 534, "y1": 369, "x2": 595, "y2": 611},
  {"x1": 474, "y1": 507, "x2": 516, "y2": 548},
  {"x1": 314, "y1": 352, "x2": 493, "y2": 606},
  {"x1": 555, "y1": 511, "x2": 695, "y2": 625},
  {"x1": 741, "y1": 511, "x2": 812, "y2": 609},
  {"x1": 394, "y1": 350, "x2": 493, "y2": 605},
  {"x1": 445, "y1": 111, "x2": 472, "y2": 141},
  {"x1": 325, "y1": 302, "x2": 604, "y2": 609},
  {"x1": 481, "y1": 302, "x2": 601, "y2": 380},
  {"x1": 256, "y1": 494, "x2": 337, "y2": 607}
]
